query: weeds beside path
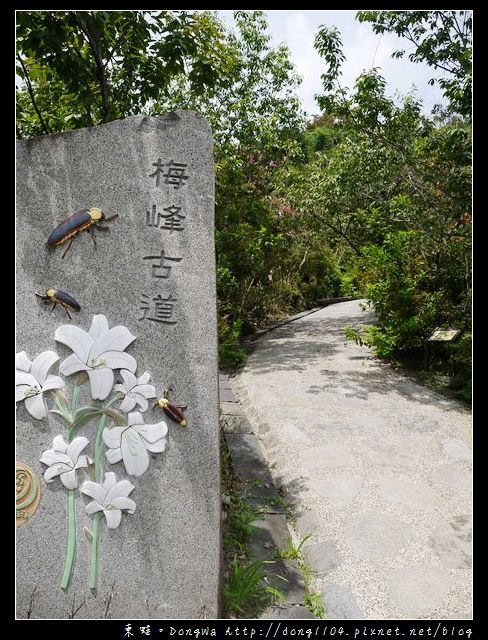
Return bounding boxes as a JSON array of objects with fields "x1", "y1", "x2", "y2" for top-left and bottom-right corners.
[{"x1": 219, "y1": 374, "x2": 320, "y2": 619}]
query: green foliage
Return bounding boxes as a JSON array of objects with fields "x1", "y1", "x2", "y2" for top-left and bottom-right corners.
[
  {"x1": 16, "y1": 10, "x2": 236, "y2": 137},
  {"x1": 276, "y1": 534, "x2": 312, "y2": 560},
  {"x1": 271, "y1": 529, "x2": 327, "y2": 619},
  {"x1": 275, "y1": 22, "x2": 471, "y2": 388},
  {"x1": 154, "y1": 11, "x2": 318, "y2": 360},
  {"x1": 448, "y1": 331, "x2": 471, "y2": 376},
  {"x1": 224, "y1": 558, "x2": 284, "y2": 617},
  {"x1": 218, "y1": 316, "x2": 247, "y2": 369},
  {"x1": 339, "y1": 262, "x2": 363, "y2": 298},
  {"x1": 303, "y1": 592, "x2": 326, "y2": 619},
  {"x1": 447, "y1": 331, "x2": 472, "y2": 400},
  {"x1": 304, "y1": 115, "x2": 343, "y2": 156},
  {"x1": 220, "y1": 424, "x2": 285, "y2": 618},
  {"x1": 220, "y1": 425, "x2": 260, "y2": 556},
  {"x1": 359, "y1": 227, "x2": 470, "y2": 359},
  {"x1": 361, "y1": 325, "x2": 399, "y2": 360},
  {"x1": 214, "y1": 149, "x2": 331, "y2": 351},
  {"x1": 225, "y1": 498, "x2": 260, "y2": 553},
  {"x1": 344, "y1": 326, "x2": 367, "y2": 348},
  {"x1": 357, "y1": 11, "x2": 472, "y2": 117},
  {"x1": 314, "y1": 25, "x2": 345, "y2": 103},
  {"x1": 298, "y1": 247, "x2": 343, "y2": 301},
  {"x1": 16, "y1": 10, "x2": 471, "y2": 390},
  {"x1": 156, "y1": 11, "x2": 305, "y2": 155}
]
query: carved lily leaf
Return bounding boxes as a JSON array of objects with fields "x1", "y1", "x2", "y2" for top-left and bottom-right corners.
[
  {"x1": 52, "y1": 389, "x2": 69, "y2": 411},
  {"x1": 86, "y1": 458, "x2": 96, "y2": 481},
  {"x1": 50, "y1": 390, "x2": 74, "y2": 424},
  {"x1": 49, "y1": 409, "x2": 74, "y2": 429},
  {"x1": 75, "y1": 371, "x2": 89, "y2": 386},
  {"x1": 71, "y1": 406, "x2": 103, "y2": 431},
  {"x1": 103, "y1": 409, "x2": 127, "y2": 426}
]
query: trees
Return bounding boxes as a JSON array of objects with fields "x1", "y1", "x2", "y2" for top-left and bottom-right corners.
[
  {"x1": 154, "y1": 11, "x2": 305, "y2": 158},
  {"x1": 16, "y1": 11, "x2": 236, "y2": 138},
  {"x1": 16, "y1": 10, "x2": 315, "y2": 366},
  {"x1": 275, "y1": 19, "x2": 471, "y2": 395},
  {"x1": 150, "y1": 12, "x2": 318, "y2": 365},
  {"x1": 356, "y1": 11, "x2": 472, "y2": 118},
  {"x1": 16, "y1": 10, "x2": 472, "y2": 392}
]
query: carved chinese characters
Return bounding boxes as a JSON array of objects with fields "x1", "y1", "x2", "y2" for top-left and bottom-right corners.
[
  {"x1": 140, "y1": 158, "x2": 189, "y2": 325},
  {"x1": 149, "y1": 158, "x2": 188, "y2": 189},
  {"x1": 145, "y1": 204, "x2": 186, "y2": 231}
]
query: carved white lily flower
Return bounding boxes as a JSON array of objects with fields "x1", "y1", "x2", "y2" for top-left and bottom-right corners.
[
  {"x1": 102, "y1": 411, "x2": 168, "y2": 477},
  {"x1": 16, "y1": 350, "x2": 64, "y2": 419},
  {"x1": 40, "y1": 435, "x2": 90, "y2": 489},
  {"x1": 55, "y1": 314, "x2": 137, "y2": 401},
  {"x1": 81, "y1": 472, "x2": 136, "y2": 529},
  {"x1": 114, "y1": 370, "x2": 156, "y2": 413}
]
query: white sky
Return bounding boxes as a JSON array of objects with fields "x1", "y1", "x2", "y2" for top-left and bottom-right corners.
[{"x1": 216, "y1": 10, "x2": 449, "y2": 116}]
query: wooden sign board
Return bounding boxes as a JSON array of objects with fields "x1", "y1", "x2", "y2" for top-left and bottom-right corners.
[{"x1": 428, "y1": 328, "x2": 462, "y2": 342}]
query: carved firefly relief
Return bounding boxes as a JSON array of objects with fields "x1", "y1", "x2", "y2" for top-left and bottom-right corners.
[
  {"x1": 35, "y1": 288, "x2": 81, "y2": 320},
  {"x1": 153, "y1": 388, "x2": 187, "y2": 427},
  {"x1": 47, "y1": 207, "x2": 118, "y2": 259}
]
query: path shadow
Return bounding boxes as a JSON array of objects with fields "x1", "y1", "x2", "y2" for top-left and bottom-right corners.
[
  {"x1": 244, "y1": 314, "x2": 365, "y2": 375},
  {"x1": 242, "y1": 304, "x2": 466, "y2": 411},
  {"x1": 310, "y1": 367, "x2": 465, "y2": 411},
  {"x1": 272, "y1": 474, "x2": 311, "y2": 513}
]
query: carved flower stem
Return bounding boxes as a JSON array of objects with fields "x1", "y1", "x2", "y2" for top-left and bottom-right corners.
[
  {"x1": 60, "y1": 384, "x2": 81, "y2": 590},
  {"x1": 61, "y1": 489, "x2": 76, "y2": 589},
  {"x1": 71, "y1": 382, "x2": 80, "y2": 414},
  {"x1": 89, "y1": 394, "x2": 120, "y2": 591},
  {"x1": 89, "y1": 511, "x2": 102, "y2": 591}
]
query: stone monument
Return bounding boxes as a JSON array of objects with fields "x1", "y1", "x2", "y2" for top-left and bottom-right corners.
[{"x1": 16, "y1": 113, "x2": 221, "y2": 618}]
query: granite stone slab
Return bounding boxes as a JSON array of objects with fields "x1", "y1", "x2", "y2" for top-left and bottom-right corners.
[
  {"x1": 224, "y1": 433, "x2": 274, "y2": 484},
  {"x1": 321, "y1": 583, "x2": 364, "y2": 619},
  {"x1": 303, "y1": 540, "x2": 341, "y2": 575},
  {"x1": 247, "y1": 514, "x2": 292, "y2": 559},
  {"x1": 219, "y1": 388, "x2": 238, "y2": 403},
  {"x1": 16, "y1": 113, "x2": 220, "y2": 619},
  {"x1": 260, "y1": 604, "x2": 317, "y2": 619}
]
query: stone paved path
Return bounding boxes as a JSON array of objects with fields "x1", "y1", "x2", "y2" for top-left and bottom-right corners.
[{"x1": 230, "y1": 300, "x2": 472, "y2": 619}]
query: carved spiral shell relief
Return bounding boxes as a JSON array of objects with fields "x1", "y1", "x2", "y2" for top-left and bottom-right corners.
[{"x1": 16, "y1": 462, "x2": 42, "y2": 526}]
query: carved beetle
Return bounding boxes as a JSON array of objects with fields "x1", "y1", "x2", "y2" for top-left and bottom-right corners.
[
  {"x1": 153, "y1": 388, "x2": 187, "y2": 427},
  {"x1": 47, "y1": 207, "x2": 118, "y2": 258},
  {"x1": 35, "y1": 288, "x2": 81, "y2": 320}
]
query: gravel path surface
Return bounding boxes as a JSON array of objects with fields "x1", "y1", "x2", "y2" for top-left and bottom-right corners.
[{"x1": 231, "y1": 300, "x2": 472, "y2": 619}]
